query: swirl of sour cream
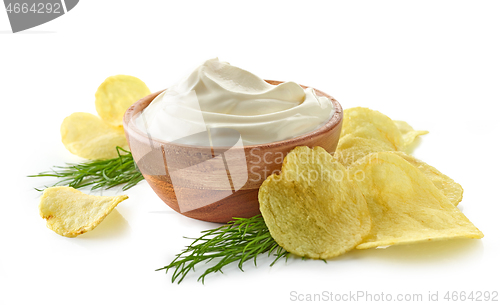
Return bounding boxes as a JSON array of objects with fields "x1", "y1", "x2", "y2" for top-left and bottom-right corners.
[{"x1": 135, "y1": 58, "x2": 334, "y2": 146}]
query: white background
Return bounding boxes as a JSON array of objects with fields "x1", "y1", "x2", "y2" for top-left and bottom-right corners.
[{"x1": 1, "y1": 1, "x2": 499, "y2": 304}]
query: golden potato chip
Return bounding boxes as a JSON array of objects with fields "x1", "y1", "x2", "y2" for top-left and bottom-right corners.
[
  {"x1": 393, "y1": 120, "x2": 428, "y2": 152},
  {"x1": 391, "y1": 151, "x2": 463, "y2": 206},
  {"x1": 348, "y1": 152, "x2": 482, "y2": 249},
  {"x1": 334, "y1": 134, "x2": 394, "y2": 167},
  {"x1": 39, "y1": 186, "x2": 128, "y2": 237},
  {"x1": 259, "y1": 146, "x2": 371, "y2": 259},
  {"x1": 61, "y1": 112, "x2": 129, "y2": 159},
  {"x1": 341, "y1": 107, "x2": 403, "y2": 151},
  {"x1": 95, "y1": 75, "x2": 150, "y2": 126}
]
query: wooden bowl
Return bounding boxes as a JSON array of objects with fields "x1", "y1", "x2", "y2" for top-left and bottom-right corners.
[{"x1": 123, "y1": 80, "x2": 343, "y2": 223}]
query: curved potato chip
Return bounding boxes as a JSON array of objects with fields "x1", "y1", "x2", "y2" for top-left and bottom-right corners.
[
  {"x1": 334, "y1": 134, "x2": 394, "y2": 167},
  {"x1": 393, "y1": 120, "x2": 428, "y2": 152},
  {"x1": 259, "y1": 146, "x2": 371, "y2": 259},
  {"x1": 390, "y1": 151, "x2": 463, "y2": 206},
  {"x1": 95, "y1": 75, "x2": 151, "y2": 126},
  {"x1": 349, "y1": 152, "x2": 482, "y2": 250},
  {"x1": 39, "y1": 186, "x2": 128, "y2": 237},
  {"x1": 61, "y1": 112, "x2": 129, "y2": 159},
  {"x1": 341, "y1": 107, "x2": 404, "y2": 151}
]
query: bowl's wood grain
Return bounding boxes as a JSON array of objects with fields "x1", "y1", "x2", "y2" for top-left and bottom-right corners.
[{"x1": 123, "y1": 80, "x2": 343, "y2": 223}]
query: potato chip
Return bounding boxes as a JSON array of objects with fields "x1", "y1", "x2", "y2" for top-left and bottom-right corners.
[
  {"x1": 393, "y1": 120, "x2": 428, "y2": 152},
  {"x1": 335, "y1": 109, "x2": 428, "y2": 166},
  {"x1": 334, "y1": 134, "x2": 394, "y2": 167},
  {"x1": 391, "y1": 151, "x2": 463, "y2": 206},
  {"x1": 39, "y1": 186, "x2": 128, "y2": 237},
  {"x1": 61, "y1": 112, "x2": 129, "y2": 159},
  {"x1": 95, "y1": 75, "x2": 151, "y2": 126},
  {"x1": 259, "y1": 146, "x2": 371, "y2": 259},
  {"x1": 348, "y1": 152, "x2": 482, "y2": 249},
  {"x1": 341, "y1": 107, "x2": 404, "y2": 151}
]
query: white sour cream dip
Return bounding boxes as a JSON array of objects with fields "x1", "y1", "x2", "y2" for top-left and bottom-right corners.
[{"x1": 135, "y1": 58, "x2": 334, "y2": 146}]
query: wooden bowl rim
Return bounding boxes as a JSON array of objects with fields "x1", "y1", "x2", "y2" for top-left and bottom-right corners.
[{"x1": 123, "y1": 80, "x2": 343, "y2": 150}]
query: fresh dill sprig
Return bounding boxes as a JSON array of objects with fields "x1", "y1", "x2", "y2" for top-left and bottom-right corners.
[
  {"x1": 157, "y1": 214, "x2": 290, "y2": 284},
  {"x1": 29, "y1": 147, "x2": 144, "y2": 191}
]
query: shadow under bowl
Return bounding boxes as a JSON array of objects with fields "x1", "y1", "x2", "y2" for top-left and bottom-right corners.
[{"x1": 123, "y1": 80, "x2": 343, "y2": 223}]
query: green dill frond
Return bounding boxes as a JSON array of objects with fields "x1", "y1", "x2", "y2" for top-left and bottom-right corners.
[
  {"x1": 157, "y1": 214, "x2": 290, "y2": 284},
  {"x1": 29, "y1": 147, "x2": 144, "y2": 191}
]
